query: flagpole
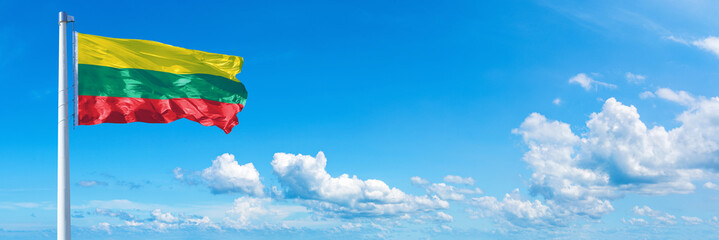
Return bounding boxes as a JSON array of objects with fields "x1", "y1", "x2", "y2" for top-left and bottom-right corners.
[{"x1": 58, "y1": 11, "x2": 72, "y2": 240}]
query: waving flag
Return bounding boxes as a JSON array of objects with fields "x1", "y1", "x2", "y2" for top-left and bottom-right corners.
[{"x1": 76, "y1": 33, "x2": 247, "y2": 133}]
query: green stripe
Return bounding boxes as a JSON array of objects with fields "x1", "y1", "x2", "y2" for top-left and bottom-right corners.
[{"x1": 79, "y1": 64, "x2": 247, "y2": 104}]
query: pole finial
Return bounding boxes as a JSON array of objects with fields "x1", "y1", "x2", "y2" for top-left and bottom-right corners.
[{"x1": 59, "y1": 11, "x2": 73, "y2": 23}]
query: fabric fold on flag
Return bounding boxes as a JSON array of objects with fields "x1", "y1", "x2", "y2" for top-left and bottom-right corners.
[{"x1": 76, "y1": 33, "x2": 246, "y2": 133}]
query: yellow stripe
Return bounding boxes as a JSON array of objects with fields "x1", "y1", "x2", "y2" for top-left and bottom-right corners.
[{"x1": 78, "y1": 33, "x2": 243, "y2": 81}]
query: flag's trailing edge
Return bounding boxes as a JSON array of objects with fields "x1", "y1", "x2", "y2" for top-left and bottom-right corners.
[{"x1": 76, "y1": 33, "x2": 246, "y2": 133}]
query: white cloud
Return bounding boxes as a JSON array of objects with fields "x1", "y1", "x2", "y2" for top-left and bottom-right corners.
[
  {"x1": 693, "y1": 36, "x2": 719, "y2": 58},
  {"x1": 553, "y1": 98, "x2": 561, "y2": 105},
  {"x1": 622, "y1": 217, "x2": 648, "y2": 226},
  {"x1": 656, "y1": 216, "x2": 677, "y2": 225},
  {"x1": 569, "y1": 73, "x2": 616, "y2": 91},
  {"x1": 93, "y1": 222, "x2": 111, "y2": 234},
  {"x1": 626, "y1": 72, "x2": 646, "y2": 84},
  {"x1": 703, "y1": 182, "x2": 719, "y2": 190},
  {"x1": 470, "y1": 189, "x2": 560, "y2": 228},
  {"x1": 89, "y1": 207, "x2": 220, "y2": 232},
  {"x1": 517, "y1": 96, "x2": 719, "y2": 196},
  {"x1": 223, "y1": 196, "x2": 307, "y2": 230},
  {"x1": 655, "y1": 88, "x2": 696, "y2": 106},
  {"x1": 669, "y1": 36, "x2": 719, "y2": 58},
  {"x1": 710, "y1": 216, "x2": 719, "y2": 227},
  {"x1": 632, "y1": 206, "x2": 677, "y2": 225},
  {"x1": 666, "y1": 35, "x2": 689, "y2": 45},
  {"x1": 271, "y1": 152, "x2": 449, "y2": 218},
  {"x1": 436, "y1": 211, "x2": 454, "y2": 222},
  {"x1": 410, "y1": 176, "x2": 429, "y2": 185},
  {"x1": 681, "y1": 216, "x2": 703, "y2": 225},
  {"x1": 631, "y1": 205, "x2": 654, "y2": 216},
  {"x1": 124, "y1": 220, "x2": 144, "y2": 227},
  {"x1": 144, "y1": 210, "x2": 220, "y2": 231},
  {"x1": 424, "y1": 183, "x2": 483, "y2": 201},
  {"x1": 440, "y1": 225, "x2": 452, "y2": 231},
  {"x1": 224, "y1": 196, "x2": 271, "y2": 229},
  {"x1": 173, "y1": 167, "x2": 184, "y2": 181},
  {"x1": 639, "y1": 91, "x2": 655, "y2": 99},
  {"x1": 339, "y1": 222, "x2": 362, "y2": 231},
  {"x1": 443, "y1": 175, "x2": 475, "y2": 185},
  {"x1": 172, "y1": 167, "x2": 200, "y2": 185},
  {"x1": 569, "y1": 73, "x2": 593, "y2": 90},
  {"x1": 151, "y1": 209, "x2": 178, "y2": 223},
  {"x1": 482, "y1": 92, "x2": 719, "y2": 227},
  {"x1": 184, "y1": 216, "x2": 218, "y2": 229},
  {"x1": 201, "y1": 153, "x2": 265, "y2": 196},
  {"x1": 419, "y1": 211, "x2": 454, "y2": 222},
  {"x1": 426, "y1": 183, "x2": 466, "y2": 201}
]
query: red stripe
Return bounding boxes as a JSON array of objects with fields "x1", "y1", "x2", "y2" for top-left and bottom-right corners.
[{"x1": 78, "y1": 95, "x2": 244, "y2": 133}]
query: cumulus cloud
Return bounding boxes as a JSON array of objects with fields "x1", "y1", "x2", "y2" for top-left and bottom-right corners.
[
  {"x1": 553, "y1": 98, "x2": 561, "y2": 105},
  {"x1": 124, "y1": 220, "x2": 143, "y2": 227},
  {"x1": 681, "y1": 216, "x2": 703, "y2": 225},
  {"x1": 172, "y1": 167, "x2": 198, "y2": 185},
  {"x1": 410, "y1": 176, "x2": 429, "y2": 185},
  {"x1": 474, "y1": 92, "x2": 719, "y2": 228},
  {"x1": 173, "y1": 167, "x2": 184, "y2": 180},
  {"x1": 419, "y1": 211, "x2": 454, "y2": 223},
  {"x1": 703, "y1": 182, "x2": 719, "y2": 190},
  {"x1": 443, "y1": 175, "x2": 475, "y2": 185},
  {"x1": 151, "y1": 209, "x2": 178, "y2": 223},
  {"x1": 224, "y1": 196, "x2": 272, "y2": 229},
  {"x1": 435, "y1": 211, "x2": 454, "y2": 222},
  {"x1": 668, "y1": 36, "x2": 719, "y2": 58},
  {"x1": 693, "y1": 36, "x2": 719, "y2": 58},
  {"x1": 639, "y1": 91, "x2": 655, "y2": 99},
  {"x1": 438, "y1": 224, "x2": 452, "y2": 232},
  {"x1": 87, "y1": 207, "x2": 219, "y2": 232},
  {"x1": 411, "y1": 176, "x2": 483, "y2": 201},
  {"x1": 640, "y1": 87, "x2": 702, "y2": 107},
  {"x1": 93, "y1": 222, "x2": 111, "y2": 234},
  {"x1": 424, "y1": 183, "x2": 483, "y2": 201},
  {"x1": 184, "y1": 216, "x2": 217, "y2": 229},
  {"x1": 710, "y1": 216, "x2": 719, "y2": 227},
  {"x1": 520, "y1": 95, "x2": 719, "y2": 194},
  {"x1": 223, "y1": 196, "x2": 307, "y2": 230},
  {"x1": 470, "y1": 189, "x2": 560, "y2": 228},
  {"x1": 632, "y1": 206, "x2": 677, "y2": 225},
  {"x1": 271, "y1": 152, "x2": 449, "y2": 218},
  {"x1": 569, "y1": 73, "x2": 616, "y2": 90},
  {"x1": 655, "y1": 88, "x2": 697, "y2": 106},
  {"x1": 626, "y1": 72, "x2": 646, "y2": 84},
  {"x1": 622, "y1": 217, "x2": 648, "y2": 226},
  {"x1": 339, "y1": 222, "x2": 363, "y2": 231},
  {"x1": 79, "y1": 197, "x2": 321, "y2": 233},
  {"x1": 201, "y1": 153, "x2": 265, "y2": 196}
]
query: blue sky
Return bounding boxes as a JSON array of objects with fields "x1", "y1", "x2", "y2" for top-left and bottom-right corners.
[{"x1": 2, "y1": 0, "x2": 719, "y2": 239}]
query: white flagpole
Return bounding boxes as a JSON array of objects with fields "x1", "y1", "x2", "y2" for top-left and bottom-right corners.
[{"x1": 58, "y1": 11, "x2": 72, "y2": 240}]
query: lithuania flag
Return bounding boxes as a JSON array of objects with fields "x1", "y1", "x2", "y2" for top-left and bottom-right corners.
[{"x1": 76, "y1": 33, "x2": 247, "y2": 133}]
